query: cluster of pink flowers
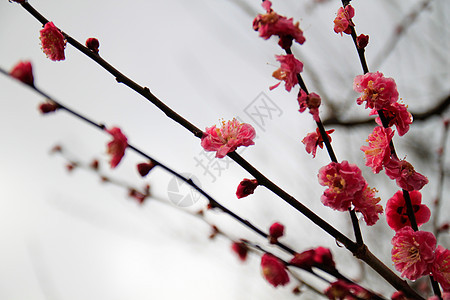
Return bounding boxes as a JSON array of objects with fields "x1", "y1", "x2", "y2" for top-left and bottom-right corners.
[
  {"x1": 318, "y1": 161, "x2": 383, "y2": 225},
  {"x1": 297, "y1": 90, "x2": 322, "y2": 122},
  {"x1": 270, "y1": 54, "x2": 303, "y2": 92},
  {"x1": 260, "y1": 253, "x2": 290, "y2": 287},
  {"x1": 10, "y1": 61, "x2": 34, "y2": 86},
  {"x1": 253, "y1": 0, "x2": 305, "y2": 50},
  {"x1": 39, "y1": 22, "x2": 66, "y2": 61},
  {"x1": 354, "y1": 72, "x2": 412, "y2": 136},
  {"x1": 105, "y1": 127, "x2": 128, "y2": 168},
  {"x1": 354, "y1": 72, "x2": 426, "y2": 191},
  {"x1": 386, "y1": 190, "x2": 449, "y2": 289},
  {"x1": 201, "y1": 118, "x2": 256, "y2": 158},
  {"x1": 302, "y1": 128, "x2": 335, "y2": 158},
  {"x1": 333, "y1": 5, "x2": 355, "y2": 36}
]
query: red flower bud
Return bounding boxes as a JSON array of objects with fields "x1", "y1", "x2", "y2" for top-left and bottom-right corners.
[
  {"x1": 356, "y1": 34, "x2": 369, "y2": 49},
  {"x1": 269, "y1": 222, "x2": 285, "y2": 243},
  {"x1": 10, "y1": 61, "x2": 34, "y2": 86},
  {"x1": 38, "y1": 101, "x2": 59, "y2": 114},
  {"x1": 231, "y1": 241, "x2": 248, "y2": 262},
  {"x1": 137, "y1": 162, "x2": 155, "y2": 177},
  {"x1": 86, "y1": 38, "x2": 100, "y2": 54},
  {"x1": 236, "y1": 179, "x2": 259, "y2": 199}
]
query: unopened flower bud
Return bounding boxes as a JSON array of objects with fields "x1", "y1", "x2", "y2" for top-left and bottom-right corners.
[
  {"x1": 86, "y1": 38, "x2": 100, "y2": 54},
  {"x1": 137, "y1": 162, "x2": 155, "y2": 177},
  {"x1": 356, "y1": 34, "x2": 369, "y2": 49},
  {"x1": 38, "y1": 101, "x2": 59, "y2": 114},
  {"x1": 236, "y1": 179, "x2": 259, "y2": 199},
  {"x1": 10, "y1": 61, "x2": 34, "y2": 86}
]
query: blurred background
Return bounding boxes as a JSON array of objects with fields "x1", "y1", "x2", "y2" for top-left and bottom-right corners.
[{"x1": 0, "y1": 0, "x2": 449, "y2": 299}]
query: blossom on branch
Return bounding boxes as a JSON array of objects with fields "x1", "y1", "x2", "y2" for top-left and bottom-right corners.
[
  {"x1": 236, "y1": 178, "x2": 259, "y2": 199},
  {"x1": 270, "y1": 54, "x2": 303, "y2": 92},
  {"x1": 269, "y1": 222, "x2": 284, "y2": 244},
  {"x1": 105, "y1": 127, "x2": 128, "y2": 168},
  {"x1": 231, "y1": 241, "x2": 249, "y2": 262},
  {"x1": 302, "y1": 128, "x2": 334, "y2": 158},
  {"x1": 86, "y1": 37, "x2": 100, "y2": 54},
  {"x1": 201, "y1": 119, "x2": 256, "y2": 158},
  {"x1": 40, "y1": 22, "x2": 66, "y2": 61},
  {"x1": 38, "y1": 101, "x2": 59, "y2": 114},
  {"x1": 352, "y1": 184, "x2": 383, "y2": 226},
  {"x1": 372, "y1": 102, "x2": 413, "y2": 136},
  {"x1": 333, "y1": 5, "x2": 355, "y2": 36},
  {"x1": 356, "y1": 34, "x2": 369, "y2": 49},
  {"x1": 386, "y1": 190, "x2": 431, "y2": 231},
  {"x1": 353, "y1": 72, "x2": 399, "y2": 110},
  {"x1": 360, "y1": 126, "x2": 394, "y2": 174},
  {"x1": 260, "y1": 254, "x2": 290, "y2": 287},
  {"x1": 384, "y1": 158, "x2": 429, "y2": 191},
  {"x1": 431, "y1": 245, "x2": 450, "y2": 292},
  {"x1": 289, "y1": 246, "x2": 336, "y2": 272},
  {"x1": 325, "y1": 280, "x2": 371, "y2": 300},
  {"x1": 137, "y1": 162, "x2": 156, "y2": 177},
  {"x1": 10, "y1": 61, "x2": 34, "y2": 86},
  {"x1": 391, "y1": 227, "x2": 436, "y2": 281},
  {"x1": 297, "y1": 89, "x2": 322, "y2": 122},
  {"x1": 253, "y1": 0, "x2": 305, "y2": 50},
  {"x1": 318, "y1": 161, "x2": 366, "y2": 211}
]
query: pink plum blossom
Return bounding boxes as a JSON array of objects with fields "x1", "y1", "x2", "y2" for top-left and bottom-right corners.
[
  {"x1": 353, "y1": 72, "x2": 399, "y2": 110},
  {"x1": 10, "y1": 61, "x2": 34, "y2": 86},
  {"x1": 372, "y1": 102, "x2": 413, "y2": 136},
  {"x1": 352, "y1": 184, "x2": 383, "y2": 226},
  {"x1": 39, "y1": 22, "x2": 66, "y2": 61},
  {"x1": 253, "y1": 1, "x2": 305, "y2": 49},
  {"x1": 201, "y1": 119, "x2": 256, "y2": 158},
  {"x1": 391, "y1": 227, "x2": 436, "y2": 281},
  {"x1": 105, "y1": 127, "x2": 128, "y2": 168},
  {"x1": 270, "y1": 54, "x2": 303, "y2": 91},
  {"x1": 318, "y1": 161, "x2": 366, "y2": 211},
  {"x1": 302, "y1": 128, "x2": 334, "y2": 158},
  {"x1": 360, "y1": 126, "x2": 394, "y2": 174},
  {"x1": 384, "y1": 158, "x2": 429, "y2": 191},
  {"x1": 333, "y1": 5, "x2": 355, "y2": 35},
  {"x1": 431, "y1": 245, "x2": 450, "y2": 292},
  {"x1": 386, "y1": 190, "x2": 431, "y2": 231},
  {"x1": 297, "y1": 89, "x2": 322, "y2": 122},
  {"x1": 261, "y1": 254, "x2": 290, "y2": 287}
]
